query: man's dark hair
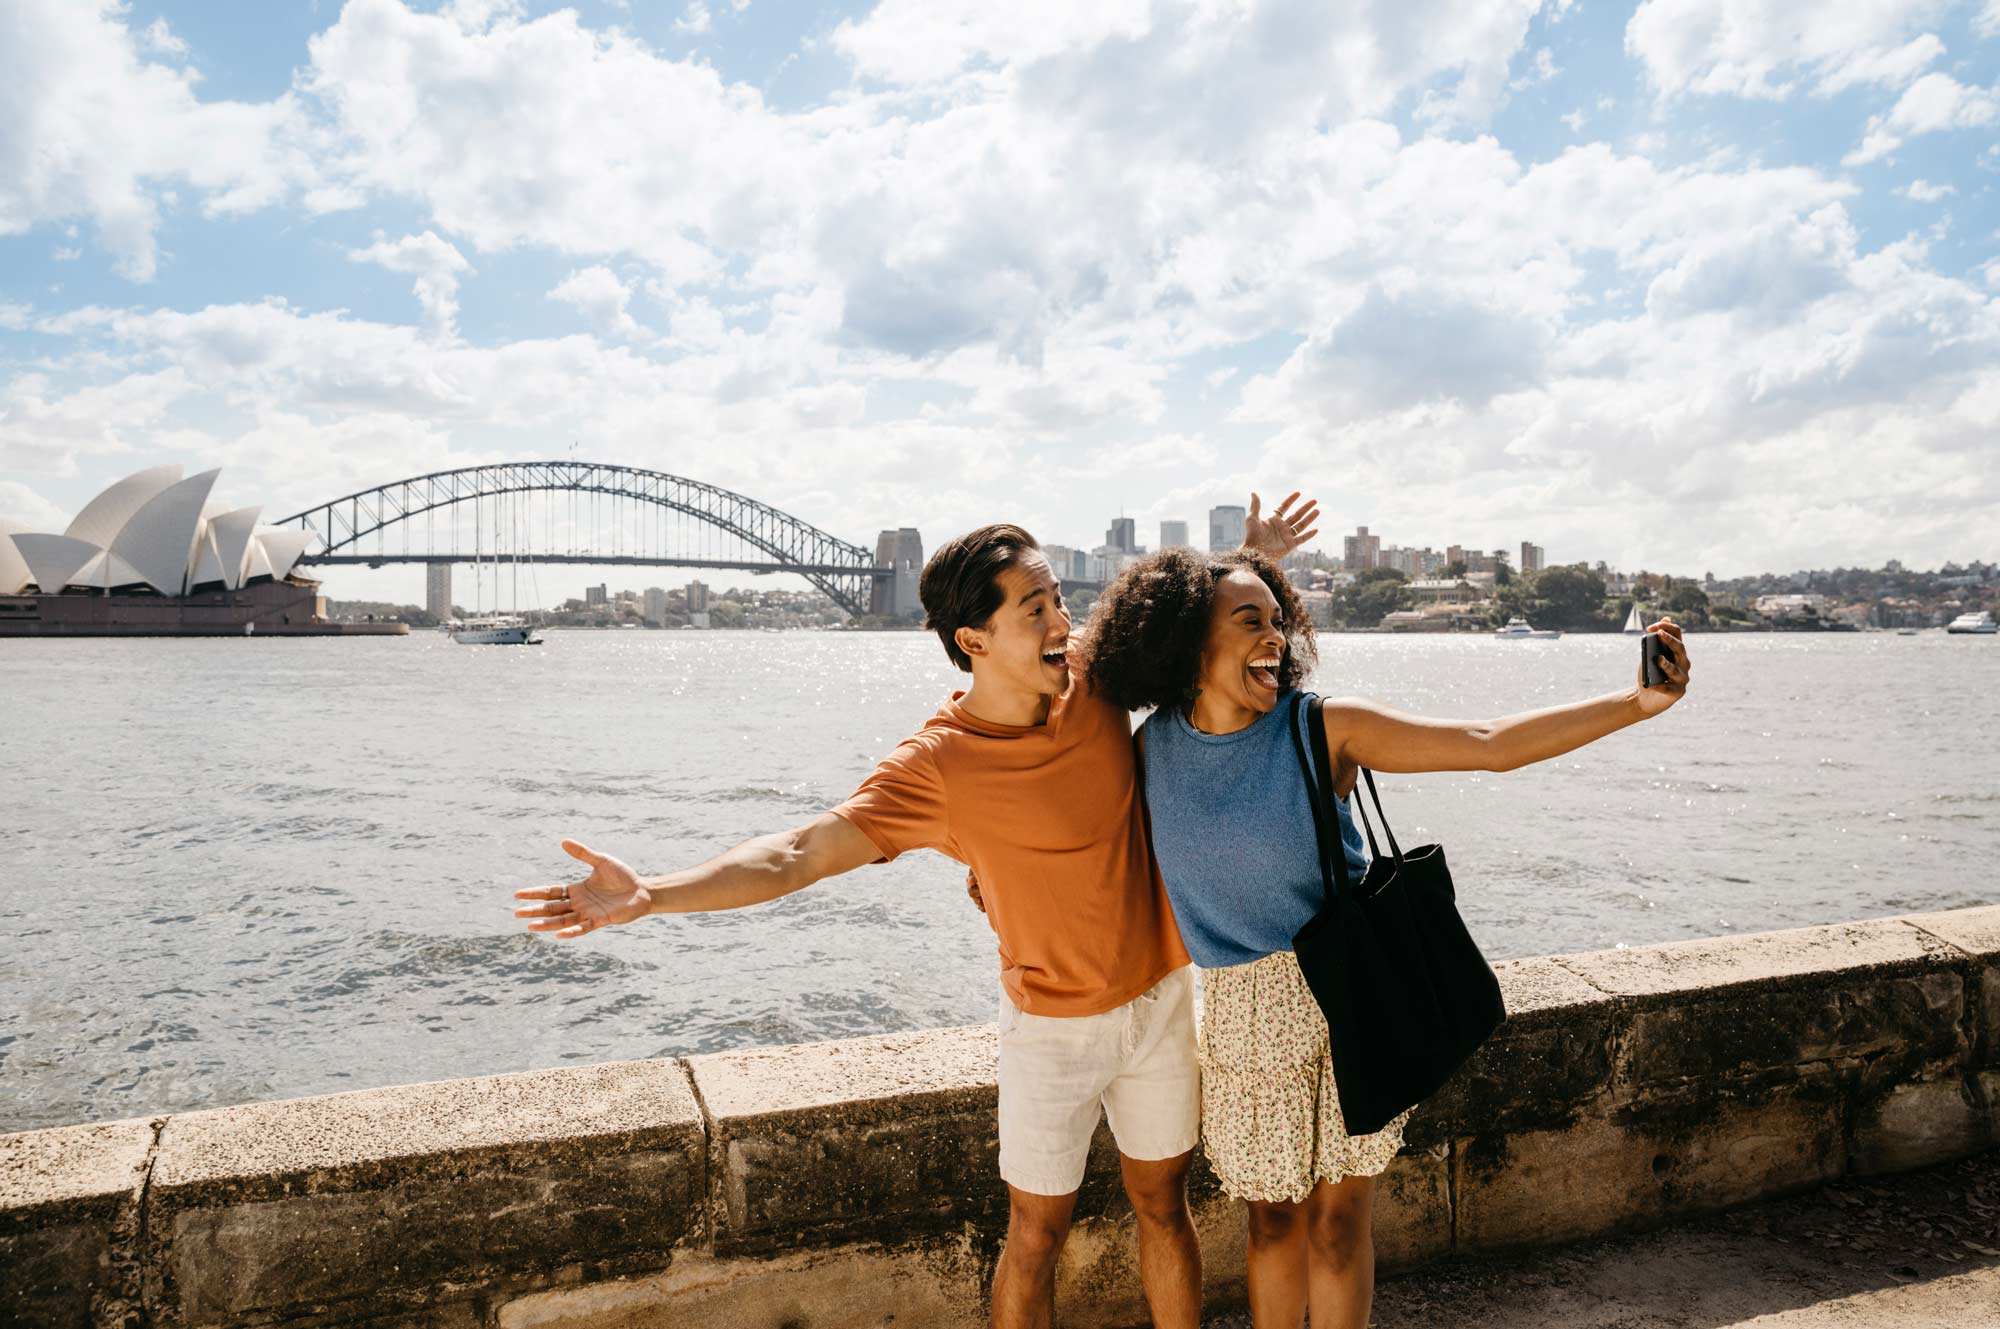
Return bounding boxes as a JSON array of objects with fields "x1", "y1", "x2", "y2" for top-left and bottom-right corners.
[
  {"x1": 919, "y1": 524, "x2": 1042, "y2": 672},
  {"x1": 1083, "y1": 547, "x2": 1316, "y2": 711}
]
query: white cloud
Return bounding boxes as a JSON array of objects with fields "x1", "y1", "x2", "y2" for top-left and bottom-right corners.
[
  {"x1": 141, "y1": 17, "x2": 189, "y2": 59},
  {"x1": 1978, "y1": 1, "x2": 2000, "y2": 39},
  {"x1": 1902, "y1": 179, "x2": 1956, "y2": 202},
  {"x1": 0, "y1": 367, "x2": 192, "y2": 475},
  {"x1": 674, "y1": 3, "x2": 713, "y2": 35},
  {"x1": 1845, "y1": 73, "x2": 2000, "y2": 165},
  {"x1": 0, "y1": 0, "x2": 321, "y2": 281},
  {"x1": 1510, "y1": 46, "x2": 1560, "y2": 91},
  {"x1": 1561, "y1": 108, "x2": 1587, "y2": 132},
  {"x1": 0, "y1": 480, "x2": 71, "y2": 530},
  {"x1": 549, "y1": 266, "x2": 644, "y2": 339},
  {"x1": 347, "y1": 231, "x2": 472, "y2": 339},
  {"x1": 1626, "y1": 0, "x2": 1949, "y2": 99}
]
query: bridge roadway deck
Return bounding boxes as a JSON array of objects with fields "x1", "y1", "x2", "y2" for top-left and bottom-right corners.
[
  {"x1": 301, "y1": 553, "x2": 887, "y2": 575},
  {"x1": 1210, "y1": 1148, "x2": 2000, "y2": 1328}
]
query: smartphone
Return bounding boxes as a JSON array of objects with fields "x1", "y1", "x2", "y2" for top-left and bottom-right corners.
[{"x1": 1641, "y1": 631, "x2": 1672, "y2": 687}]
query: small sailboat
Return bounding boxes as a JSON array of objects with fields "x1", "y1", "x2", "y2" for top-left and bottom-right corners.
[
  {"x1": 1622, "y1": 602, "x2": 1646, "y2": 634},
  {"x1": 452, "y1": 615, "x2": 541, "y2": 645},
  {"x1": 452, "y1": 490, "x2": 544, "y2": 645},
  {"x1": 1494, "y1": 616, "x2": 1561, "y2": 639}
]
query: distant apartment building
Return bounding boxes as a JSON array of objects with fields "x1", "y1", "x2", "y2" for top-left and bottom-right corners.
[
  {"x1": 1041, "y1": 544, "x2": 1085, "y2": 581},
  {"x1": 1209, "y1": 505, "x2": 1247, "y2": 551},
  {"x1": 686, "y1": 579, "x2": 710, "y2": 613},
  {"x1": 426, "y1": 563, "x2": 452, "y2": 620},
  {"x1": 1159, "y1": 520, "x2": 1190, "y2": 550},
  {"x1": 1380, "y1": 546, "x2": 1445, "y2": 579},
  {"x1": 1105, "y1": 516, "x2": 1138, "y2": 554},
  {"x1": 642, "y1": 587, "x2": 668, "y2": 626},
  {"x1": 1520, "y1": 542, "x2": 1545, "y2": 575},
  {"x1": 1445, "y1": 544, "x2": 1467, "y2": 570},
  {"x1": 585, "y1": 583, "x2": 609, "y2": 607},
  {"x1": 1298, "y1": 588, "x2": 1337, "y2": 629},
  {"x1": 869, "y1": 527, "x2": 924, "y2": 618},
  {"x1": 1087, "y1": 548, "x2": 1146, "y2": 582},
  {"x1": 1342, "y1": 526, "x2": 1382, "y2": 571}
]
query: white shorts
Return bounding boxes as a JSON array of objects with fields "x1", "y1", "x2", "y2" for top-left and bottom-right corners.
[{"x1": 996, "y1": 965, "x2": 1201, "y2": 1196}]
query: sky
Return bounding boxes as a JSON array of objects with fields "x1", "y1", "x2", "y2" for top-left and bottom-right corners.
[{"x1": 2, "y1": 0, "x2": 1997, "y2": 606}]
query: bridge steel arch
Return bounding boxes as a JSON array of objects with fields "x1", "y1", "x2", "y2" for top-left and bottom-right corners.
[{"x1": 274, "y1": 461, "x2": 888, "y2": 616}]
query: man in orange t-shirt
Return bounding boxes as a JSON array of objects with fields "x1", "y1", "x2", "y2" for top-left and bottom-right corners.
[{"x1": 514, "y1": 496, "x2": 1318, "y2": 1329}]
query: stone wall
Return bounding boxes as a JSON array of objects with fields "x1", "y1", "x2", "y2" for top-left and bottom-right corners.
[{"x1": 6, "y1": 905, "x2": 1998, "y2": 1328}]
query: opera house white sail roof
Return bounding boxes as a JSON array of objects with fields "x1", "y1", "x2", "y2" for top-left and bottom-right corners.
[{"x1": 0, "y1": 466, "x2": 320, "y2": 597}]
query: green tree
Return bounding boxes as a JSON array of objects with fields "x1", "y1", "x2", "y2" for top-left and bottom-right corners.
[
  {"x1": 1534, "y1": 565, "x2": 1608, "y2": 629},
  {"x1": 1333, "y1": 568, "x2": 1410, "y2": 627},
  {"x1": 1443, "y1": 560, "x2": 1468, "y2": 579},
  {"x1": 1664, "y1": 583, "x2": 1711, "y2": 625}
]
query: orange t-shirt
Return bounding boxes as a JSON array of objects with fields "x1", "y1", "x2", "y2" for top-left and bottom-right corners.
[{"x1": 832, "y1": 683, "x2": 1189, "y2": 1017}]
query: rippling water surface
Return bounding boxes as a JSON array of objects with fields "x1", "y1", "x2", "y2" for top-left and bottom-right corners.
[{"x1": 3, "y1": 628, "x2": 1995, "y2": 1131}]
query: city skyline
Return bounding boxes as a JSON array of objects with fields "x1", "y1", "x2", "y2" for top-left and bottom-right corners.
[{"x1": 3, "y1": 1, "x2": 1996, "y2": 607}]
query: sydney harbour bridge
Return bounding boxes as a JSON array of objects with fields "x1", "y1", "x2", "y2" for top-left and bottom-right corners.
[{"x1": 273, "y1": 461, "x2": 924, "y2": 619}]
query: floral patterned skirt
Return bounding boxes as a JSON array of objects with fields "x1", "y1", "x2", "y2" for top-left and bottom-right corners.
[{"x1": 1197, "y1": 949, "x2": 1411, "y2": 1203}]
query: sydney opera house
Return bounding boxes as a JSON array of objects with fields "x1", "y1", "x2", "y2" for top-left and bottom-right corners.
[{"x1": 0, "y1": 465, "x2": 404, "y2": 636}]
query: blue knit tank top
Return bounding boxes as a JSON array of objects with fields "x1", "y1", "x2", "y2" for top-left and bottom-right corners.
[{"x1": 1138, "y1": 690, "x2": 1368, "y2": 969}]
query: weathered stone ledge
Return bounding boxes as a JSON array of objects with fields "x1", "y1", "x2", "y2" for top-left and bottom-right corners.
[{"x1": 6, "y1": 905, "x2": 1998, "y2": 1329}]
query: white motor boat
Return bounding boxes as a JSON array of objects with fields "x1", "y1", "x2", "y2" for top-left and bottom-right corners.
[
  {"x1": 451, "y1": 616, "x2": 542, "y2": 645},
  {"x1": 1494, "y1": 616, "x2": 1561, "y2": 639},
  {"x1": 1945, "y1": 610, "x2": 1997, "y2": 635}
]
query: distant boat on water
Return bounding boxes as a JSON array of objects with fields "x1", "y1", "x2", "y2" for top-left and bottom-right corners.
[
  {"x1": 452, "y1": 616, "x2": 542, "y2": 645},
  {"x1": 1494, "y1": 616, "x2": 1561, "y2": 639},
  {"x1": 1622, "y1": 602, "x2": 1646, "y2": 634},
  {"x1": 1945, "y1": 610, "x2": 1997, "y2": 635}
]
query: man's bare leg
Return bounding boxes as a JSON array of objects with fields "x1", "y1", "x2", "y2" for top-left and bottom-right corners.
[
  {"x1": 1121, "y1": 1149, "x2": 1202, "y2": 1328},
  {"x1": 992, "y1": 1183, "x2": 1078, "y2": 1329}
]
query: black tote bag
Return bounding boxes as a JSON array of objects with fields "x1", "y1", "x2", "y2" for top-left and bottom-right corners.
[{"x1": 1287, "y1": 692, "x2": 1506, "y2": 1136}]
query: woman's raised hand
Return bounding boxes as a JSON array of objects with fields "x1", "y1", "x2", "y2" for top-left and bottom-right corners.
[
  {"x1": 1244, "y1": 491, "x2": 1321, "y2": 558},
  {"x1": 513, "y1": 839, "x2": 652, "y2": 939},
  {"x1": 1636, "y1": 616, "x2": 1692, "y2": 716}
]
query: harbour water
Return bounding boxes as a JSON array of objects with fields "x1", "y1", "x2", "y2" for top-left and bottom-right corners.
[{"x1": 3, "y1": 629, "x2": 1995, "y2": 1133}]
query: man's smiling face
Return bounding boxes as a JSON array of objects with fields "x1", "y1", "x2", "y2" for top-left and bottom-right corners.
[{"x1": 958, "y1": 552, "x2": 1073, "y2": 698}]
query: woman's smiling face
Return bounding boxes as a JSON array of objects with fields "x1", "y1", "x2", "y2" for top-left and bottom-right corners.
[{"x1": 1195, "y1": 568, "x2": 1289, "y2": 718}]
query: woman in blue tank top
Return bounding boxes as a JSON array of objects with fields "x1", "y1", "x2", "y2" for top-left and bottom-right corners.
[{"x1": 1083, "y1": 547, "x2": 1691, "y2": 1329}]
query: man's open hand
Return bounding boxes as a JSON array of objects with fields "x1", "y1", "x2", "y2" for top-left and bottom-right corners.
[
  {"x1": 513, "y1": 839, "x2": 652, "y2": 939},
  {"x1": 1244, "y1": 491, "x2": 1320, "y2": 559}
]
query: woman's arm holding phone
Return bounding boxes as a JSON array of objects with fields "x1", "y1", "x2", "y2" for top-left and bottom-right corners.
[{"x1": 1324, "y1": 619, "x2": 1691, "y2": 776}]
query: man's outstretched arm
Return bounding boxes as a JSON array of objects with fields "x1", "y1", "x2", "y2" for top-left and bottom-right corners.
[{"x1": 513, "y1": 811, "x2": 881, "y2": 940}]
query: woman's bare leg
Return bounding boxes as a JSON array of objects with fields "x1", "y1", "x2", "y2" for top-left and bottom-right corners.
[
  {"x1": 1303, "y1": 1174, "x2": 1376, "y2": 1328},
  {"x1": 1245, "y1": 1198, "x2": 1307, "y2": 1327}
]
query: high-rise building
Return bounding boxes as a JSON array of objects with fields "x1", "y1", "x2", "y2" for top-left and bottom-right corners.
[
  {"x1": 426, "y1": 563, "x2": 452, "y2": 621},
  {"x1": 1159, "y1": 520, "x2": 1190, "y2": 550},
  {"x1": 685, "y1": 579, "x2": 709, "y2": 613},
  {"x1": 1520, "y1": 542, "x2": 1545, "y2": 575},
  {"x1": 869, "y1": 527, "x2": 925, "y2": 618},
  {"x1": 1042, "y1": 544, "x2": 1083, "y2": 581},
  {"x1": 1209, "y1": 505, "x2": 1247, "y2": 551},
  {"x1": 1106, "y1": 516, "x2": 1138, "y2": 554},
  {"x1": 642, "y1": 587, "x2": 668, "y2": 626},
  {"x1": 585, "y1": 583, "x2": 608, "y2": 607},
  {"x1": 1342, "y1": 526, "x2": 1381, "y2": 571},
  {"x1": 1445, "y1": 545, "x2": 1467, "y2": 571}
]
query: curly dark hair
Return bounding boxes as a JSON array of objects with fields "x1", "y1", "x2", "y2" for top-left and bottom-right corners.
[{"x1": 1083, "y1": 547, "x2": 1317, "y2": 712}]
